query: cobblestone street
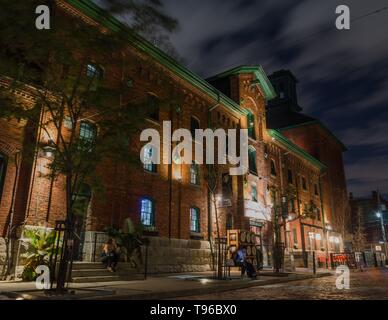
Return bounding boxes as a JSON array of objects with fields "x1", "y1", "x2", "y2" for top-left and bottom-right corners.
[{"x1": 177, "y1": 268, "x2": 388, "y2": 300}]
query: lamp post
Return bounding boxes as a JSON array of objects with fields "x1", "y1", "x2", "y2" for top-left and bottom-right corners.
[{"x1": 376, "y1": 211, "x2": 388, "y2": 262}]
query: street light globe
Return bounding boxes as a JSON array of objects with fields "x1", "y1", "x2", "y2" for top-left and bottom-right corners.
[{"x1": 376, "y1": 212, "x2": 382, "y2": 218}]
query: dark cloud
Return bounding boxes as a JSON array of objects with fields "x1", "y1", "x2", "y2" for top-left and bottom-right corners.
[{"x1": 160, "y1": 0, "x2": 388, "y2": 197}]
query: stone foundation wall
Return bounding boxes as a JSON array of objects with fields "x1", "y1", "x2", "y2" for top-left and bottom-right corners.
[
  {"x1": 82, "y1": 232, "x2": 213, "y2": 273},
  {"x1": 143, "y1": 237, "x2": 213, "y2": 274}
]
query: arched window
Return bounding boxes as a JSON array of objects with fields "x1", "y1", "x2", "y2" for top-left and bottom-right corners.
[
  {"x1": 190, "y1": 207, "x2": 200, "y2": 233},
  {"x1": 248, "y1": 147, "x2": 257, "y2": 175},
  {"x1": 251, "y1": 184, "x2": 258, "y2": 202},
  {"x1": 141, "y1": 198, "x2": 155, "y2": 228},
  {"x1": 143, "y1": 145, "x2": 157, "y2": 173},
  {"x1": 147, "y1": 94, "x2": 160, "y2": 121},
  {"x1": 190, "y1": 117, "x2": 200, "y2": 138},
  {"x1": 247, "y1": 111, "x2": 256, "y2": 140},
  {"x1": 0, "y1": 153, "x2": 7, "y2": 204},
  {"x1": 270, "y1": 160, "x2": 277, "y2": 176},
  {"x1": 79, "y1": 121, "x2": 97, "y2": 151},
  {"x1": 190, "y1": 161, "x2": 199, "y2": 185}
]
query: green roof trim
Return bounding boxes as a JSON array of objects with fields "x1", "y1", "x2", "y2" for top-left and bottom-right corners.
[
  {"x1": 65, "y1": 0, "x2": 248, "y2": 116},
  {"x1": 268, "y1": 129, "x2": 327, "y2": 172},
  {"x1": 277, "y1": 121, "x2": 347, "y2": 151},
  {"x1": 207, "y1": 65, "x2": 277, "y2": 101}
]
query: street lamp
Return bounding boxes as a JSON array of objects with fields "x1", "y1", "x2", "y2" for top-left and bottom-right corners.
[{"x1": 376, "y1": 212, "x2": 382, "y2": 219}]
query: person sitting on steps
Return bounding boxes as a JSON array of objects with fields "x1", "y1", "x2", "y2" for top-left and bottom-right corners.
[{"x1": 101, "y1": 238, "x2": 120, "y2": 272}]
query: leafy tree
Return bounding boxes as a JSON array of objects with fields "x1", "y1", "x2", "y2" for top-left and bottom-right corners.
[{"x1": 0, "y1": 0, "x2": 177, "y2": 290}]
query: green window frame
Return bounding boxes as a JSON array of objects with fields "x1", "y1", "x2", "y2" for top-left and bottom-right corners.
[
  {"x1": 247, "y1": 112, "x2": 256, "y2": 140},
  {"x1": 248, "y1": 147, "x2": 257, "y2": 175},
  {"x1": 251, "y1": 184, "x2": 258, "y2": 202}
]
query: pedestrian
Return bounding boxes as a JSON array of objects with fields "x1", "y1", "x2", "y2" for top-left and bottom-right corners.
[
  {"x1": 101, "y1": 238, "x2": 120, "y2": 272},
  {"x1": 235, "y1": 246, "x2": 247, "y2": 278}
]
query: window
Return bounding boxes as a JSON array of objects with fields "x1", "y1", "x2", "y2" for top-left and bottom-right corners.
[
  {"x1": 290, "y1": 199, "x2": 296, "y2": 213},
  {"x1": 141, "y1": 198, "x2": 155, "y2": 228},
  {"x1": 247, "y1": 111, "x2": 256, "y2": 139},
  {"x1": 86, "y1": 63, "x2": 103, "y2": 79},
  {"x1": 222, "y1": 173, "x2": 232, "y2": 194},
  {"x1": 146, "y1": 94, "x2": 159, "y2": 121},
  {"x1": 314, "y1": 184, "x2": 319, "y2": 196},
  {"x1": 287, "y1": 169, "x2": 293, "y2": 184},
  {"x1": 0, "y1": 154, "x2": 7, "y2": 203},
  {"x1": 248, "y1": 147, "x2": 257, "y2": 175},
  {"x1": 143, "y1": 145, "x2": 157, "y2": 173},
  {"x1": 190, "y1": 207, "x2": 200, "y2": 233},
  {"x1": 190, "y1": 162, "x2": 199, "y2": 185},
  {"x1": 190, "y1": 117, "x2": 200, "y2": 138},
  {"x1": 251, "y1": 185, "x2": 258, "y2": 202},
  {"x1": 79, "y1": 121, "x2": 97, "y2": 151},
  {"x1": 270, "y1": 160, "x2": 277, "y2": 176},
  {"x1": 301, "y1": 176, "x2": 307, "y2": 191},
  {"x1": 292, "y1": 228, "x2": 298, "y2": 245}
]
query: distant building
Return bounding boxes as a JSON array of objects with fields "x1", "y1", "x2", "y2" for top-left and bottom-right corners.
[{"x1": 350, "y1": 191, "x2": 388, "y2": 245}]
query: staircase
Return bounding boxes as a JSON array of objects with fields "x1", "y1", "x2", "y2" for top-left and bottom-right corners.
[{"x1": 71, "y1": 262, "x2": 143, "y2": 283}]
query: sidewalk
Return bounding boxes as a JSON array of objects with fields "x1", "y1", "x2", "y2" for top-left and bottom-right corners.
[{"x1": 0, "y1": 269, "x2": 332, "y2": 300}]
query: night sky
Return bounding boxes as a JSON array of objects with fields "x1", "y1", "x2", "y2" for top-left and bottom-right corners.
[
  {"x1": 108, "y1": 0, "x2": 388, "y2": 197},
  {"x1": 159, "y1": 0, "x2": 388, "y2": 198}
]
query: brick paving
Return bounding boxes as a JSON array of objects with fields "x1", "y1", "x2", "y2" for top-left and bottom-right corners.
[{"x1": 176, "y1": 268, "x2": 388, "y2": 300}]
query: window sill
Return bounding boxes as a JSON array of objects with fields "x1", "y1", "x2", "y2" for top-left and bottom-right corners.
[
  {"x1": 143, "y1": 229, "x2": 159, "y2": 237},
  {"x1": 190, "y1": 233, "x2": 203, "y2": 240}
]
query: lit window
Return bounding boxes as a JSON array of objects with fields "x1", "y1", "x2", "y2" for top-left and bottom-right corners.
[
  {"x1": 247, "y1": 112, "x2": 256, "y2": 140},
  {"x1": 190, "y1": 207, "x2": 200, "y2": 233},
  {"x1": 190, "y1": 162, "x2": 199, "y2": 185},
  {"x1": 251, "y1": 185, "x2": 258, "y2": 202},
  {"x1": 141, "y1": 198, "x2": 155, "y2": 228},
  {"x1": 143, "y1": 145, "x2": 157, "y2": 173},
  {"x1": 0, "y1": 154, "x2": 7, "y2": 204},
  {"x1": 248, "y1": 147, "x2": 257, "y2": 175}
]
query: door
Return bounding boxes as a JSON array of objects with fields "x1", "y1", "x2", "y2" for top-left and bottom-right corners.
[{"x1": 72, "y1": 184, "x2": 91, "y2": 261}]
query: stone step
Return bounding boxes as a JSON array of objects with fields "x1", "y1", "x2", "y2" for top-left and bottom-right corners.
[
  {"x1": 71, "y1": 269, "x2": 114, "y2": 277},
  {"x1": 72, "y1": 262, "x2": 107, "y2": 270},
  {"x1": 72, "y1": 275, "x2": 122, "y2": 283}
]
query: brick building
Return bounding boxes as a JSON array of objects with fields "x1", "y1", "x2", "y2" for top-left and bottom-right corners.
[{"x1": 0, "y1": 1, "x2": 348, "y2": 273}]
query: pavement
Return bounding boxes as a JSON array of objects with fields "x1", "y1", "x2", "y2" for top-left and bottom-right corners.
[
  {"x1": 177, "y1": 267, "x2": 388, "y2": 300},
  {"x1": 0, "y1": 268, "x2": 332, "y2": 300}
]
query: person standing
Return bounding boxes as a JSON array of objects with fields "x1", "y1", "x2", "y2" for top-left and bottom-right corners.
[{"x1": 235, "y1": 246, "x2": 247, "y2": 277}]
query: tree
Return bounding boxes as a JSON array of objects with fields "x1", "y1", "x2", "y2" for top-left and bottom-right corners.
[
  {"x1": 269, "y1": 185, "x2": 296, "y2": 273},
  {"x1": 204, "y1": 163, "x2": 224, "y2": 279},
  {"x1": 0, "y1": 0, "x2": 177, "y2": 289},
  {"x1": 352, "y1": 206, "x2": 366, "y2": 252}
]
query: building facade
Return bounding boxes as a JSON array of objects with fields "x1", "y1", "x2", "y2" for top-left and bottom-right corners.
[{"x1": 0, "y1": 1, "x2": 348, "y2": 273}]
